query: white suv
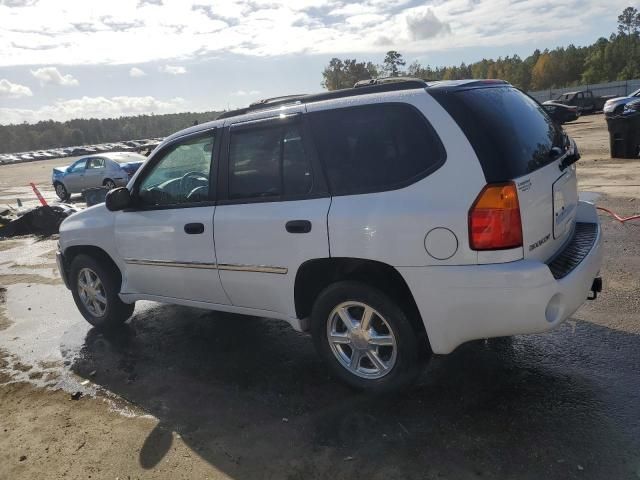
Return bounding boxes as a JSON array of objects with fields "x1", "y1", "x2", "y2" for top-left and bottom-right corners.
[{"x1": 56, "y1": 79, "x2": 603, "y2": 392}]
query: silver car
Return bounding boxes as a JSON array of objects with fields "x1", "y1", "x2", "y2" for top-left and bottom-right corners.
[
  {"x1": 52, "y1": 152, "x2": 146, "y2": 201},
  {"x1": 603, "y1": 88, "x2": 640, "y2": 116}
]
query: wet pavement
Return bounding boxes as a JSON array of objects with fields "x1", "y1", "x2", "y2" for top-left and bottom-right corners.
[{"x1": 65, "y1": 307, "x2": 640, "y2": 479}]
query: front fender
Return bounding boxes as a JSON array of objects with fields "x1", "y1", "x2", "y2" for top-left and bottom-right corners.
[{"x1": 59, "y1": 204, "x2": 122, "y2": 270}]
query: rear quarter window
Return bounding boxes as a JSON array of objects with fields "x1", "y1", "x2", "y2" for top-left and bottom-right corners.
[
  {"x1": 430, "y1": 86, "x2": 563, "y2": 182},
  {"x1": 308, "y1": 103, "x2": 446, "y2": 195}
]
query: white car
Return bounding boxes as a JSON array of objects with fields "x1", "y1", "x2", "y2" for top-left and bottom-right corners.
[{"x1": 56, "y1": 79, "x2": 603, "y2": 392}]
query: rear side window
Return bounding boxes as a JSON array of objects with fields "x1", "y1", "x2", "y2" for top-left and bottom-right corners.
[
  {"x1": 228, "y1": 121, "x2": 313, "y2": 200},
  {"x1": 87, "y1": 158, "x2": 104, "y2": 169},
  {"x1": 431, "y1": 86, "x2": 563, "y2": 182},
  {"x1": 308, "y1": 103, "x2": 445, "y2": 195}
]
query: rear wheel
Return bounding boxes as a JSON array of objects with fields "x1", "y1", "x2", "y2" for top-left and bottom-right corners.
[
  {"x1": 103, "y1": 179, "x2": 116, "y2": 190},
  {"x1": 70, "y1": 254, "x2": 134, "y2": 329},
  {"x1": 311, "y1": 281, "x2": 427, "y2": 392},
  {"x1": 54, "y1": 182, "x2": 69, "y2": 201}
]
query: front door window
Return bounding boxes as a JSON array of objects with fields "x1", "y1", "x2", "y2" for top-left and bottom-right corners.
[{"x1": 138, "y1": 134, "x2": 215, "y2": 206}]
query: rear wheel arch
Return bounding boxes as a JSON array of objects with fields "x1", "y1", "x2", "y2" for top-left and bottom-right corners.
[{"x1": 294, "y1": 257, "x2": 428, "y2": 342}]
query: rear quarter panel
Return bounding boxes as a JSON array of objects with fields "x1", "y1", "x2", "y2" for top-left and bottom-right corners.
[{"x1": 306, "y1": 90, "x2": 487, "y2": 267}]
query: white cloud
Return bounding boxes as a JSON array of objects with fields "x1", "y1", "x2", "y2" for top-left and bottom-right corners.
[
  {"x1": 129, "y1": 66, "x2": 146, "y2": 77},
  {"x1": 0, "y1": 95, "x2": 185, "y2": 124},
  {"x1": 231, "y1": 89, "x2": 261, "y2": 96},
  {"x1": 30, "y1": 66, "x2": 79, "y2": 86},
  {"x1": 0, "y1": 0, "x2": 632, "y2": 64},
  {"x1": 0, "y1": 78, "x2": 33, "y2": 98},
  {"x1": 159, "y1": 64, "x2": 186, "y2": 75},
  {"x1": 406, "y1": 9, "x2": 451, "y2": 40}
]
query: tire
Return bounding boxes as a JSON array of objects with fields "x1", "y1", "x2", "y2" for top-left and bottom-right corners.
[
  {"x1": 69, "y1": 254, "x2": 134, "y2": 329},
  {"x1": 310, "y1": 281, "x2": 428, "y2": 393},
  {"x1": 54, "y1": 182, "x2": 69, "y2": 201},
  {"x1": 103, "y1": 179, "x2": 116, "y2": 190}
]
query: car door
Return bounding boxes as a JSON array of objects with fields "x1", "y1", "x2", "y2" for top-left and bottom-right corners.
[
  {"x1": 64, "y1": 159, "x2": 88, "y2": 193},
  {"x1": 213, "y1": 113, "x2": 331, "y2": 318},
  {"x1": 114, "y1": 128, "x2": 229, "y2": 305},
  {"x1": 83, "y1": 157, "x2": 106, "y2": 189}
]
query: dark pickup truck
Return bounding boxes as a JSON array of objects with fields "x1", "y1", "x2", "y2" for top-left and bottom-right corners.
[{"x1": 553, "y1": 90, "x2": 616, "y2": 114}]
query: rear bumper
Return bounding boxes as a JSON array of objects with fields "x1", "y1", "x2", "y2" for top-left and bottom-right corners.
[{"x1": 399, "y1": 201, "x2": 603, "y2": 354}]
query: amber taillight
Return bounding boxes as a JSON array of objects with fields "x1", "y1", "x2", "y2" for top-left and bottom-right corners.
[{"x1": 469, "y1": 182, "x2": 523, "y2": 250}]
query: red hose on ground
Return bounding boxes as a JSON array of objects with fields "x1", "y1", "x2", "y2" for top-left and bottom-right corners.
[{"x1": 596, "y1": 206, "x2": 640, "y2": 223}]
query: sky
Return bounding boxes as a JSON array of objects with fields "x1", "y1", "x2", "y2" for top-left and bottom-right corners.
[{"x1": 0, "y1": 0, "x2": 629, "y2": 125}]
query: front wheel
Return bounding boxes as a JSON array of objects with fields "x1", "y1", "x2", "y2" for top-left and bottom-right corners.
[
  {"x1": 311, "y1": 281, "x2": 428, "y2": 393},
  {"x1": 69, "y1": 254, "x2": 134, "y2": 329},
  {"x1": 54, "y1": 182, "x2": 69, "y2": 201},
  {"x1": 103, "y1": 179, "x2": 116, "y2": 190}
]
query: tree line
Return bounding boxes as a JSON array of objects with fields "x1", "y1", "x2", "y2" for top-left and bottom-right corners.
[
  {"x1": 0, "y1": 111, "x2": 222, "y2": 154},
  {"x1": 322, "y1": 6, "x2": 640, "y2": 92}
]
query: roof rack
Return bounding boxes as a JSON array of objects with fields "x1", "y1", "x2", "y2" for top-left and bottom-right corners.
[
  {"x1": 354, "y1": 76, "x2": 427, "y2": 88},
  {"x1": 218, "y1": 79, "x2": 428, "y2": 120}
]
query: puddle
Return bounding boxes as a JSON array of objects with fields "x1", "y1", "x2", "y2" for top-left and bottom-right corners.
[
  {"x1": 0, "y1": 283, "x2": 89, "y2": 388},
  {"x1": 0, "y1": 280, "x2": 154, "y2": 418}
]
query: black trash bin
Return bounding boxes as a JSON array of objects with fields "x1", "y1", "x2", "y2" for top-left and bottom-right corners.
[{"x1": 606, "y1": 111, "x2": 640, "y2": 159}]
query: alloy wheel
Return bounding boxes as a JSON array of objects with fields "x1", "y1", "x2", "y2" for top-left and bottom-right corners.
[
  {"x1": 77, "y1": 267, "x2": 107, "y2": 317},
  {"x1": 326, "y1": 301, "x2": 397, "y2": 379}
]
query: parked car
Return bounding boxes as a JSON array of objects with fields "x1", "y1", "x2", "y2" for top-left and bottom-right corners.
[
  {"x1": 69, "y1": 147, "x2": 92, "y2": 156},
  {"x1": 56, "y1": 79, "x2": 603, "y2": 392},
  {"x1": 553, "y1": 90, "x2": 612, "y2": 114},
  {"x1": 51, "y1": 152, "x2": 146, "y2": 201},
  {"x1": 603, "y1": 88, "x2": 640, "y2": 116},
  {"x1": 542, "y1": 101, "x2": 580, "y2": 124}
]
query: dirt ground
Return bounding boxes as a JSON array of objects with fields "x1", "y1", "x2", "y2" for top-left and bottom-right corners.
[{"x1": 0, "y1": 114, "x2": 639, "y2": 480}]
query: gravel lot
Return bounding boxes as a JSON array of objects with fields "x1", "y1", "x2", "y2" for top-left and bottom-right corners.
[{"x1": 0, "y1": 114, "x2": 639, "y2": 479}]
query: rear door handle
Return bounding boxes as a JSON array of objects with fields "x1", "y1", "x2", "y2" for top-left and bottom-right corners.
[
  {"x1": 184, "y1": 222, "x2": 205, "y2": 234},
  {"x1": 285, "y1": 220, "x2": 312, "y2": 234}
]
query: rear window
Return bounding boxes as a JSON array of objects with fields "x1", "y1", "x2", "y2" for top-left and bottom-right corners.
[
  {"x1": 431, "y1": 86, "x2": 563, "y2": 182},
  {"x1": 308, "y1": 103, "x2": 445, "y2": 195}
]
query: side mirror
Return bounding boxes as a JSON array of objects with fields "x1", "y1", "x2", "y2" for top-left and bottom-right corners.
[{"x1": 105, "y1": 187, "x2": 132, "y2": 211}]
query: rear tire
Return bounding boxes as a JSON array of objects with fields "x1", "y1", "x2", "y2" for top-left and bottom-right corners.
[
  {"x1": 69, "y1": 254, "x2": 134, "y2": 329},
  {"x1": 311, "y1": 281, "x2": 427, "y2": 393},
  {"x1": 54, "y1": 182, "x2": 69, "y2": 201}
]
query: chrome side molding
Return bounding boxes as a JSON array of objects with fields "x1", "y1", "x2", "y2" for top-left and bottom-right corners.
[{"x1": 124, "y1": 258, "x2": 287, "y2": 274}]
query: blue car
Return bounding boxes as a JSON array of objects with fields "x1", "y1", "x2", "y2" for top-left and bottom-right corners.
[{"x1": 52, "y1": 152, "x2": 146, "y2": 201}]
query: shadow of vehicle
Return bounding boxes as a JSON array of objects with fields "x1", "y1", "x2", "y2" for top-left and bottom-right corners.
[{"x1": 69, "y1": 304, "x2": 640, "y2": 479}]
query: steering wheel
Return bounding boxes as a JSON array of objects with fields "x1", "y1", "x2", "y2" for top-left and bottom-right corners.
[{"x1": 179, "y1": 171, "x2": 208, "y2": 194}]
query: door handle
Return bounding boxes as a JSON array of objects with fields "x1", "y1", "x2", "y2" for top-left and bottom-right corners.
[
  {"x1": 285, "y1": 220, "x2": 312, "y2": 234},
  {"x1": 184, "y1": 222, "x2": 205, "y2": 234}
]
